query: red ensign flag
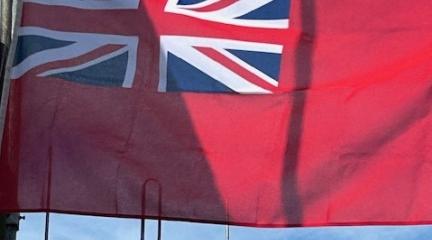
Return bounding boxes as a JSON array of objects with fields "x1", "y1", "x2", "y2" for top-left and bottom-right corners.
[{"x1": 0, "y1": 0, "x2": 431, "y2": 227}]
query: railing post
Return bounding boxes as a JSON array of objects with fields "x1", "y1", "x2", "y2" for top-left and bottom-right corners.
[
  {"x1": 140, "y1": 179, "x2": 162, "y2": 240},
  {"x1": 225, "y1": 200, "x2": 230, "y2": 240},
  {"x1": 44, "y1": 212, "x2": 50, "y2": 240}
]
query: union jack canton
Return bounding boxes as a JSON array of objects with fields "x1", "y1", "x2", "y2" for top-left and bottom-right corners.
[{"x1": 12, "y1": 0, "x2": 291, "y2": 94}]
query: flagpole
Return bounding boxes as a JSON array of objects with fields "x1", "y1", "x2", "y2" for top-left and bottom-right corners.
[
  {"x1": 0, "y1": 214, "x2": 21, "y2": 240},
  {"x1": 1, "y1": 0, "x2": 17, "y2": 239},
  {"x1": 0, "y1": 215, "x2": 5, "y2": 240},
  {"x1": 1, "y1": 0, "x2": 13, "y2": 81}
]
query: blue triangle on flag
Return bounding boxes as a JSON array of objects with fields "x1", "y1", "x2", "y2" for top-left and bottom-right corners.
[
  {"x1": 49, "y1": 52, "x2": 128, "y2": 87},
  {"x1": 178, "y1": 0, "x2": 206, "y2": 5},
  {"x1": 226, "y1": 49, "x2": 282, "y2": 81},
  {"x1": 236, "y1": 0, "x2": 291, "y2": 20},
  {"x1": 166, "y1": 53, "x2": 234, "y2": 93},
  {"x1": 14, "y1": 35, "x2": 75, "y2": 66}
]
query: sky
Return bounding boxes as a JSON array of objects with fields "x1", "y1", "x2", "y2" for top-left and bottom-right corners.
[{"x1": 16, "y1": 213, "x2": 432, "y2": 240}]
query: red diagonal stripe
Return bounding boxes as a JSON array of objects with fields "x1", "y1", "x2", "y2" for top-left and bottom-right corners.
[
  {"x1": 195, "y1": 47, "x2": 279, "y2": 92},
  {"x1": 25, "y1": 44, "x2": 124, "y2": 79},
  {"x1": 192, "y1": 0, "x2": 239, "y2": 12}
]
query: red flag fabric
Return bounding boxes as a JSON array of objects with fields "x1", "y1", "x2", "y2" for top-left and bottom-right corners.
[{"x1": 0, "y1": 0, "x2": 431, "y2": 227}]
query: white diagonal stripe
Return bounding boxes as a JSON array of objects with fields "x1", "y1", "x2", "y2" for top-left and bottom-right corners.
[
  {"x1": 159, "y1": 36, "x2": 284, "y2": 94},
  {"x1": 24, "y1": 0, "x2": 140, "y2": 9},
  {"x1": 165, "y1": 0, "x2": 289, "y2": 29},
  {"x1": 11, "y1": 27, "x2": 138, "y2": 88}
]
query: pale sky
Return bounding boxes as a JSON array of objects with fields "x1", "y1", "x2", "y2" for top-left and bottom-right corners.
[{"x1": 16, "y1": 213, "x2": 432, "y2": 240}]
